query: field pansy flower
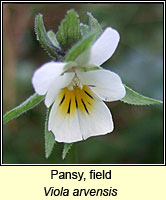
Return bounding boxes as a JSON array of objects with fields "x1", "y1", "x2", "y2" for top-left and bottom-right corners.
[{"x1": 32, "y1": 27, "x2": 126, "y2": 143}]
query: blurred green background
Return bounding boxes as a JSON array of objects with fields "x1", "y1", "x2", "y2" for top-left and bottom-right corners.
[{"x1": 3, "y1": 3, "x2": 163, "y2": 164}]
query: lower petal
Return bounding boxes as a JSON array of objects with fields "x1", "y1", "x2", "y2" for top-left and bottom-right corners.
[
  {"x1": 78, "y1": 99, "x2": 114, "y2": 140},
  {"x1": 48, "y1": 99, "x2": 83, "y2": 143},
  {"x1": 48, "y1": 86, "x2": 113, "y2": 143}
]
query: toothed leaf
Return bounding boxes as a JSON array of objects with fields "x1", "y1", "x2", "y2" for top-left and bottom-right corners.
[
  {"x1": 3, "y1": 93, "x2": 44, "y2": 124},
  {"x1": 121, "y1": 85, "x2": 163, "y2": 105}
]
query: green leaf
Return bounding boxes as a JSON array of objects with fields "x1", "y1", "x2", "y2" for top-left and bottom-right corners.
[
  {"x1": 62, "y1": 143, "x2": 73, "y2": 160},
  {"x1": 44, "y1": 107, "x2": 55, "y2": 159},
  {"x1": 56, "y1": 9, "x2": 81, "y2": 51},
  {"x1": 80, "y1": 23, "x2": 90, "y2": 36},
  {"x1": 3, "y1": 93, "x2": 44, "y2": 124},
  {"x1": 47, "y1": 30, "x2": 60, "y2": 48},
  {"x1": 87, "y1": 12, "x2": 102, "y2": 34},
  {"x1": 35, "y1": 14, "x2": 63, "y2": 60},
  {"x1": 121, "y1": 85, "x2": 163, "y2": 105},
  {"x1": 65, "y1": 32, "x2": 97, "y2": 62}
]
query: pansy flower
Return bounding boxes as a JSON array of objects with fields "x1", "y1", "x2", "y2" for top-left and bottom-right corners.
[{"x1": 32, "y1": 27, "x2": 126, "y2": 143}]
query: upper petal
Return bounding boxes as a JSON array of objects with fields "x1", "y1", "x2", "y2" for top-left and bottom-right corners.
[
  {"x1": 77, "y1": 69, "x2": 126, "y2": 102},
  {"x1": 88, "y1": 27, "x2": 120, "y2": 66},
  {"x1": 32, "y1": 62, "x2": 66, "y2": 95}
]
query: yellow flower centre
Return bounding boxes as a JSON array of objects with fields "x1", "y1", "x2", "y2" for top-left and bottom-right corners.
[{"x1": 58, "y1": 85, "x2": 94, "y2": 116}]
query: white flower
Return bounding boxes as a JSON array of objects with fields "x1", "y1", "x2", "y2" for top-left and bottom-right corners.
[{"x1": 32, "y1": 27, "x2": 126, "y2": 143}]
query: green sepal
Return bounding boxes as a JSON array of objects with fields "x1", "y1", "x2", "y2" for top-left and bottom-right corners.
[
  {"x1": 81, "y1": 65, "x2": 101, "y2": 72},
  {"x1": 62, "y1": 143, "x2": 73, "y2": 160},
  {"x1": 65, "y1": 32, "x2": 97, "y2": 62},
  {"x1": 80, "y1": 23, "x2": 90, "y2": 37},
  {"x1": 121, "y1": 85, "x2": 163, "y2": 105},
  {"x1": 3, "y1": 93, "x2": 44, "y2": 124},
  {"x1": 87, "y1": 12, "x2": 102, "y2": 34},
  {"x1": 56, "y1": 9, "x2": 81, "y2": 52},
  {"x1": 44, "y1": 107, "x2": 55, "y2": 159},
  {"x1": 35, "y1": 14, "x2": 63, "y2": 60},
  {"x1": 47, "y1": 30, "x2": 60, "y2": 48},
  {"x1": 64, "y1": 12, "x2": 101, "y2": 64}
]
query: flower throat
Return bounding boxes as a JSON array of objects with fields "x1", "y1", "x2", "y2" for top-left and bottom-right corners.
[{"x1": 58, "y1": 85, "x2": 94, "y2": 116}]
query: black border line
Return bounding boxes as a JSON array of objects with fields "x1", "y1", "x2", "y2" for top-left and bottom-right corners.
[{"x1": 1, "y1": 0, "x2": 165, "y2": 167}]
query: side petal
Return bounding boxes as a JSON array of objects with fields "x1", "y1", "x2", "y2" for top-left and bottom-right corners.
[
  {"x1": 48, "y1": 100, "x2": 83, "y2": 143},
  {"x1": 45, "y1": 72, "x2": 75, "y2": 108},
  {"x1": 32, "y1": 62, "x2": 66, "y2": 95},
  {"x1": 77, "y1": 69, "x2": 126, "y2": 102},
  {"x1": 78, "y1": 99, "x2": 114, "y2": 140},
  {"x1": 88, "y1": 27, "x2": 120, "y2": 66}
]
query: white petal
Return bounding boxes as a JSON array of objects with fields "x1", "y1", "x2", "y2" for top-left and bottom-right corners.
[
  {"x1": 77, "y1": 69, "x2": 126, "y2": 102},
  {"x1": 88, "y1": 27, "x2": 120, "y2": 66},
  {"x1": 48, "y1": 84, "x2": 113, "y2": 143},
  {"x1": 48, "y1": 100, "x2": 82, "y2": 143},
  {"x1": 32, "y1": 62, "x2": 66, "y2": 95},
  {"x1": 48, "y1": 93, "x2": 113, "y2": 143},
  {"x1": 75, "y1": 49, "x2": 90, "y2": 66},
  {"x1": 45, "y1": 72, "x2": 75, "y2": 108},
  {"x1": 78, "y1": 99, "x2": 114, "y2": 140}
]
